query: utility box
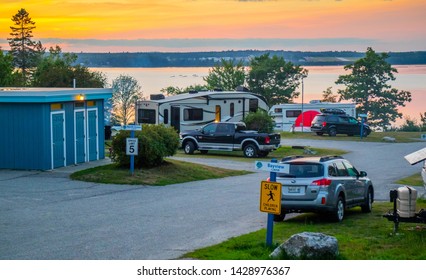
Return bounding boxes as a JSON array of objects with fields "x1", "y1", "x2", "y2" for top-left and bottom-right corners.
[{"x1": 397, "y1": 186, "x2": 417, "y2": 218}]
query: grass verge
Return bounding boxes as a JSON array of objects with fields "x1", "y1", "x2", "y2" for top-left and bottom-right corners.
[
  {"x1": 281, "y1": 131, "x2": 424, "y2": 143},
  {"x1": 396, "y1": 173, "x2": 424, "y2": 187},
  {"x1": 70, "y1": 158, "x2": 251, "y2": 186},
  {"x1": 182, "y1": 200, "x2": 426, "y2": 260},
  {"x1": 175, "y1": 145, "x2": 347, "y2": 162}
]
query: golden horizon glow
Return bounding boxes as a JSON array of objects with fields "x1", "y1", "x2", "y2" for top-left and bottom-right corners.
[{"x1": 1, "y1": 0, "x2": 425, "y2": 52}]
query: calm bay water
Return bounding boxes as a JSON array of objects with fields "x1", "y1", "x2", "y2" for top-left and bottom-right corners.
[{"x1": 91, "y1": 65, "x2": 426, "y2": 125}]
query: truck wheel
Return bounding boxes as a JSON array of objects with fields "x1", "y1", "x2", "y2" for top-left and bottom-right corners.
[
  {"x1": 184, "y1": 141, "x2": 195, "y2": 154},
  {"x1": 328, "y1": 128, "x2": 337, "y2": 137},
  {"x1": 243, "y1": 144, "x2": 258, "y2": 158}
]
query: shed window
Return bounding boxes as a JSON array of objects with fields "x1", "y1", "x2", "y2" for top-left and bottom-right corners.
[
  {"x1": 50, "y1": 103, "x2": 63, "y2": 110},
  {"x1": 74, "y1": 102, "x2": 84, "y2": 108},
  {"x1": 87, "y1": 101, "x2": 96, "y2": 107}
]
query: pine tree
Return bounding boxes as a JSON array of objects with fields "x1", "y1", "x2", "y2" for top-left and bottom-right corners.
[{"x1": 8, "y1": 8, "x2": 44, "y2": 85}]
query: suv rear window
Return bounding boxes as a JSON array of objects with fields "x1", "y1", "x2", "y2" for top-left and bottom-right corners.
[
  {"x1": 278, "y1": 163, "x2": 324, "y2": 178},
  {"x1": 313, "y1": 115, "x2": 326, "y2": 122}
]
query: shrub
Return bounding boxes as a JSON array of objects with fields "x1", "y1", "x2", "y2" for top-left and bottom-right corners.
[
  {"x1": 243, "y1": 109, "x2": 274, "y2": 133},
  {"x1": 111, "y1": 124, "x2": 179, "y2": 168}
]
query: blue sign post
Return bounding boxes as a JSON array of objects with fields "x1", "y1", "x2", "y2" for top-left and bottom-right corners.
[
  {"x1": 359, "y1": 114, "x2": 367, "y2": 140},
  {"x1": 266, "y1": 159, "x2": 278, "y2": 246},
  {"x1": 255, "y1": 159, "x2": 286, "y2": 247},
  {"x1": 124, "y1": 124, "x2": 142, "y2": 176}
]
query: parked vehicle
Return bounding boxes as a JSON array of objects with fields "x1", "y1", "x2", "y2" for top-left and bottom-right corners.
[
  {"x1": 179, "y1": 122, "x2": 281, "y2": 158},
  {"x1": 310, "y1": 109, "x2": 371, "y2": 137},
  {"x1": 135, "y1": 88, "x2": 269, "y2": 133},
  {"x1": 269, "y1": 100, "x2": 356, "y2": 132},
  {"x1": 271, "y1": 155, "x2": 374, "y2": 222}
]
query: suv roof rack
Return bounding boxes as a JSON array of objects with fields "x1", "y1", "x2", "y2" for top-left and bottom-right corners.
[
  {"x1": 320, "y1": 155, "x2": 343, "y2": 162},
  {"x1": 320, "y1": 108, "x2": 347, "y2": 115}
]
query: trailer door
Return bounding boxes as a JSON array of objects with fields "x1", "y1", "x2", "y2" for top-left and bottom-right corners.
[{"x1": 171, "y1": 106, "x2": 180, "y2": 132}]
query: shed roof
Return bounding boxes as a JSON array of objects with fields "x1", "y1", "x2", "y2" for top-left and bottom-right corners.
[{"x1": 0, "y1": 88, "x2": 112, "y2": 103}]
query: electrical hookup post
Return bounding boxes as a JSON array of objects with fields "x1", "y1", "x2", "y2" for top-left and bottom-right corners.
[
  {"x1": 124, "y1": 124, "x2": 142, "y2": 176},
  {"x1": 255, "y1": 159, "x2": 288, "y2": 246},
  {"x1": 359, "y1": 113, "x2": 367, "y2": 140}
]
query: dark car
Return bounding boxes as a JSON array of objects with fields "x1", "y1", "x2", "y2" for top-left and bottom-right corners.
[
  {"x1": 311, "y1": 110, "x2": 371, "y2": 137},
  {"x1": 272, "y1": 155, "x2": 374, "y2": 222}
]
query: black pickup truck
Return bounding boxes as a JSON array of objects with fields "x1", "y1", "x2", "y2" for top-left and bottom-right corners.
[{"x1": 179, "y1": 122, "x2": 281, "y2": 158}]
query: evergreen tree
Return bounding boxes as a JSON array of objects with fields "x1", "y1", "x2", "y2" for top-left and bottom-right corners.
[
  {"x1": 204, "y1": 59, "x2": 246, "y2": 91},
  {"x1": 0, "y1": 48, "x2": 16, "y2": 86},
  {"x1": 8, "y1": 8, "x2": 44, "y2": 85},
  {"x1": 336, "y1": 47, "x2": 412, "y2": 130},
  {"x1": 247, "y1": 53, "x2": 308, "y2": 106}
]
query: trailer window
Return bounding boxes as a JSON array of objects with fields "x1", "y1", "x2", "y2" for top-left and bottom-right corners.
[
  {"x1": 249, "y1": 99, "x2": 258, "y2": 112},
  {"x1": 163, "y1": 109, "x2": 169, "y2": 124},
  {"x1": 138, "y1": 109, "x2": 156, "y2": 124},
  {"x1": 286, "y1": 110, "x2": 301, "y2": 118},
  {"x1": 230, "y1": 103, "x2": 234, "y2": 117},
  {"x1": 184, "y1": 108, "x2": 203, "y2": 121}
]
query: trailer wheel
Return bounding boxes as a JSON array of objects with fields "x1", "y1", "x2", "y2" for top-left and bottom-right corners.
[
  {"x1": 184, "y1": 141, "x2": 195, "y2": 154},
  {"x1": 243, "y1": 144, "x2": 258, "y2": 158}
]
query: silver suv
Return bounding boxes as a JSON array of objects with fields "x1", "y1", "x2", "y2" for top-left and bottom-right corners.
[{"x1": 272, "y1": 156, "x2": 374, "y2": 222}]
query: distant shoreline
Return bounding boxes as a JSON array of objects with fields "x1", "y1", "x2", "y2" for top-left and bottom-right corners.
[{"x1": 75, "y1": 50, "x2": 426, "y2": 68}]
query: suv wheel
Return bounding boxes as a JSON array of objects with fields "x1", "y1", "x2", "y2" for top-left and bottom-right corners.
[
  {"x1": 184, "y1": 141, "x2": 195, "y2": 154},
  {"x1": 243, "y1": 144, "x2": 258, "y2": 158},
  {"x1": 328, "y1": 128, "x2": 337, "y2": 137},
  {"x1": 332, "y1": 196, "x2": 345, "y2": 222},
  {"x1": 361, "y1": 188, "x2": 373, "y2": 213}
]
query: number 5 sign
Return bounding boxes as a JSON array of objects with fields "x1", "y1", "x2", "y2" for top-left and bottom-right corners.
[{"x1": 126, "y1": 138, "x2": 138, "y2": 155}]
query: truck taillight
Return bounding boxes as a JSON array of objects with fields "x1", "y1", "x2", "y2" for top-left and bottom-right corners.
[
  {"x1": 322, "y1": 122, "x2": 327, "y2": 127},
  {"x1": 265, "y1": 136, "x2": 270, "y2": 144},
  {"x1": 311, "y1": 178, "x2": 332, "y2": 187}
]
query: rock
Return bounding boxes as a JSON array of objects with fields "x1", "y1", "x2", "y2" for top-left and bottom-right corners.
[
  {"x1": 382, "y1": 136, "x2": 396, "y2": 143},
  {"x1": 270, "y1": 232, "x2": 339, "y2": 259}
]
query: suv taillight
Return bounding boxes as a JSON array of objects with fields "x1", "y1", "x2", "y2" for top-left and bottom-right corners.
[
  {"x1": 311, "y1": 178, "x2": 332, "y2": 187},
  {"x1": 322, "y1": 121, "x2": 327, "y2": 127},
  {"x1": 265, "y1": 136, "x2": 270, "y2": 144}
]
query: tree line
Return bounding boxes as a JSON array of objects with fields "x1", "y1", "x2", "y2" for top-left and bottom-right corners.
[{"x1": 74, "y1": 50, "x2": 426, "y2": 68}]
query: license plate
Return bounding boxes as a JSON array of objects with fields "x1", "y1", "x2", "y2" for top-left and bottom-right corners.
[{"x1": 288, "y1": 187, "x2": 301, "y2": 193}]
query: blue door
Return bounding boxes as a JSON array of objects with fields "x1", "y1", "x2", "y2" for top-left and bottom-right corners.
[
  {"x1": 51, "y1": 112, "x2": 65, "y2": 168},
  {"x1": 87, "y1": 109, "x2": 98, "y2": 161},
  {"x1": 75, "y1": 110, "x2": 86, "y2": 163}
]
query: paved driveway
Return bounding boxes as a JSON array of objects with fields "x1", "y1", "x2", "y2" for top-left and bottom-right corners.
[{"x1": 0, "y1": 139, "x2": 424, "y2": 260}]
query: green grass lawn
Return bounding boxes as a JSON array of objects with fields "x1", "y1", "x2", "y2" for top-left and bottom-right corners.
[
  {"x1": 182, "y1": 200, "x2": 426, "y2": 260},
  {"x1": 396, "y1": 173, "x2": 424, "y2": 187},
  {"x1": 175, "y1": 145, "x2": 347, "y2": 162},
  {"x1": 70, "y1": 158, "x2": 251, "y2": 185},
  {"x1": 281, "y1": 131, "x2": 424, "y2": 143}
]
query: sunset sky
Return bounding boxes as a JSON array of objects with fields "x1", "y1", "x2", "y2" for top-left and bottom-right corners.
[{"x1": 1, "y1": 0, "x2": 425, "y2": 52}]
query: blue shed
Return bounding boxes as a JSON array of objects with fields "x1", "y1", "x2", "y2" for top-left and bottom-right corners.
[{"x1": 0, "y1": 88, "x2": 112, "y2": 170}]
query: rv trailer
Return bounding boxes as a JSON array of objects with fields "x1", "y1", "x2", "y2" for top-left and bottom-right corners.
[
  {"x1": 135, "y1": 90, "x2": 269, "y2": 132},
  {"x1": 269, "y1": 100, "x2": 356, "y2": 132}
]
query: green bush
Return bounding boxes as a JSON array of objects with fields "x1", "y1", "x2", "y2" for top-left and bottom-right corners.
[
  {"x1": 243, "y1": 109, "x2": 274, "y2": 133},
  {"x1": 111, "y1": 124, "x2": 179, "y2": 168}
]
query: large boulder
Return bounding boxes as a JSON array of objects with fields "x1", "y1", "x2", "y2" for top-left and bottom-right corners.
[{"x1": 270, "y1": 232, "x2": 339, "y2": 260}]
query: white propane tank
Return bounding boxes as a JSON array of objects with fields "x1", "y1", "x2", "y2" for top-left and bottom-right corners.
[{"x1": 397, "y1": 186, "x2": 417, "y2": 218}]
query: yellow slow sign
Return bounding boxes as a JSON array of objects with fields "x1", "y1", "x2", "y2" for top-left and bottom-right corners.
[{"x1": 260, "y1": 181, "x2": 282, "y2": 215}]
